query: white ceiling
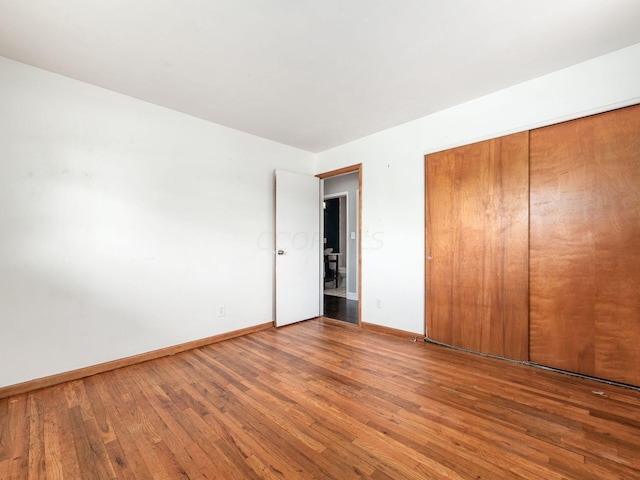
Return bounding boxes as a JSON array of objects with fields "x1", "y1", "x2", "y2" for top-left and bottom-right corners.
[{"x1": 1, "y1": 1, "x2": 640, "y2": 152}]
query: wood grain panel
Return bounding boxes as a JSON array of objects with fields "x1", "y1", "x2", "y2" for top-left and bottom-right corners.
[
  {"x1": 426, "y1": 131, "x2": 529, "y2": 360},
  {"x1": 530, "y1": 104, "x2": 640, "y2": 385}
]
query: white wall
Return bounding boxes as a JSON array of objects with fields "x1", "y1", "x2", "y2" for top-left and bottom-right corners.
[
  {"x1": 0, "y1": 57, "x2": 314, "y2": 388},
  {"x1": 315, "y1": 43, "x2": 640, "y2": 335}
]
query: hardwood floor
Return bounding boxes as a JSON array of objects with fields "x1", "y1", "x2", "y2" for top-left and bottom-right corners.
[
  {"x1": 323, "y1": 294, "x2": 358, "y2": 324},
  {"x1": 1, "y1": 318, "x2": 640, "y2": 479}
]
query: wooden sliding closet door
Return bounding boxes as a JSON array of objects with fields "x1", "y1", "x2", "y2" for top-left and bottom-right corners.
[
  {"x1": 426, "y1": 132, "x2": 529, "y2": 360},
  {"x1": 529, "y1": 104, "x2": 640, "y2": 385}
]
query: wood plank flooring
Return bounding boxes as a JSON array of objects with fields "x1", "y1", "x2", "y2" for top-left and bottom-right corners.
[
  {"x1": 323, "y1": 295, "x2": 358, "y2": 324},
  {"x1": 1, "y1": 318, "x2": 639, "y2": 479}
]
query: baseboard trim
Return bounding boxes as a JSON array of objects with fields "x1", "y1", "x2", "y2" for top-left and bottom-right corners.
[
  {"x1": 346, "y1": 292, "x2": 358, "y2": 301},
  {"x1": 361, "y1": 321, "x2": 422, "y2": 339},
  {"x1": 0, "y1": 322, "x2": 273, "y2": 400}
]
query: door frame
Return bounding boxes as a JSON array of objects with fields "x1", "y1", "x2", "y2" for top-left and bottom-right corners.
[{"x1": 317, "y1": 164, "x2": 362, "y2": 326}]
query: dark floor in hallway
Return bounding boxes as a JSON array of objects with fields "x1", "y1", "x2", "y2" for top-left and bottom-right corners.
[{"x1": 323, "y1": 294, "x2": 358, "y2": 324}]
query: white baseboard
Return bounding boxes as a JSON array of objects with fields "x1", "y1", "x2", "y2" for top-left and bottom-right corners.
[{"x1": 347, "y1": 292, "x2": 358, "y2": 301}]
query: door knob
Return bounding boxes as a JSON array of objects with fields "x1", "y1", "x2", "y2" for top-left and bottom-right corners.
[{"x1": 277, "y1": 250, "x2": 285, "y2": 255}]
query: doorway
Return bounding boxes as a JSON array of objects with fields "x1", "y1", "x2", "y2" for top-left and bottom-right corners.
[{"x1": 318, "y1": 167, "x2": 361, "y2": 325}]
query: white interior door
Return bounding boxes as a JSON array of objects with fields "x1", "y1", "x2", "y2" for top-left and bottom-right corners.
[{"x1": 274, "y1": 169, "x2": 321, "y2": 327}]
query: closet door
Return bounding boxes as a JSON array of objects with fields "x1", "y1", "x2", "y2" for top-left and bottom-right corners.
[
  {"x1": 426, "y1": 132, "x2": 529, "y2": 360},
  {"x1": 530, "y1": 104, "x2": 640, "y2": 385}
]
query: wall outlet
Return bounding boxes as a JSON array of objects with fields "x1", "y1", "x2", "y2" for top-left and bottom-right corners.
[
  {"x1": 376, "y1": 299, "x2": 382, "y2": 309},
  {"x1": 217, "y1": 305, "x2": 226, "y2": 317}
]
